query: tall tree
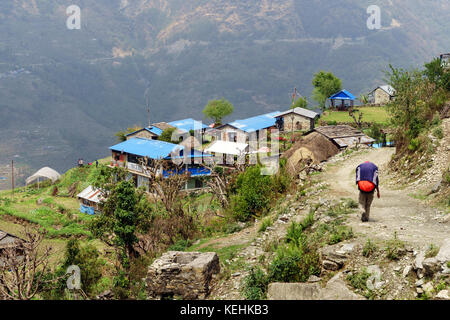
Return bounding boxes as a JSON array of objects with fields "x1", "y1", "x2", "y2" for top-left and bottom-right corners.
[
  {"x1": 311, "y1": 71, "x2": 342, "y2": 109},
  {"x1": 424, "y1": 58, "x2": 450, "y2": 91},
  {"x1": 203, "y1": 98, "x2": 234, "y2": 125},
  {"x1": 291, "y1": 97, "x2": 308, "y2": 109}
]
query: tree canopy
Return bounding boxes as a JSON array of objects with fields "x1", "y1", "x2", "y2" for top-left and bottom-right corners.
[
  {"x1": 203, "y1": 98, "x2": 234, "y2": 125},
  {"x1": 311, "y1": 71, "x2": 342, "y2": 109},
  {"x1": 291, "y1": 97, "x2": 308, "y2": 109}
]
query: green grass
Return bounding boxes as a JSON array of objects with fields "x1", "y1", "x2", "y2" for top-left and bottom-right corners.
[
  {"x1": 0, "y1": 205, "x2": 93, "y2": 238},
  {"x1": 321, "y1": 107, "x2": 390, "y2": 125}
]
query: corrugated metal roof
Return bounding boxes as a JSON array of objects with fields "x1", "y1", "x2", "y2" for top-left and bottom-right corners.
[
  {"x1": 275, "y1": 107, "x2": 319, "y2": 119},
  {"x1": 77, "y1": 185, "x2": 105, "y2": 204},
  {"x1": 205, "y1": 140, "x2": 249, "y2": 155},
  {"x1": 379, "y1": 85, "x2": 395, "y2": 96},
  {"x1": 110, "y1": 138, "x2": 183, "y2": 159},
  {"x1": 226, "y1": 111, "x2": 281, "y2": 133},
  {"x1": 333, "y1": 136, "x2": 375, "y2": 147},
  {"x1": 168, "y1": 118, "x2": 209, "y2": 132},
  {"x1": 329, "y1": 90, "x2": 356, "y2": 100}
]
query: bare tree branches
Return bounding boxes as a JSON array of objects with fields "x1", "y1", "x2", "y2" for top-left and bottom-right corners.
[
  {"x1": 0, "y1": 229, "x2": 52, "y2": 300},
  {"x1": 138, "y1": 158, "x2": 189, "y2": 215}
]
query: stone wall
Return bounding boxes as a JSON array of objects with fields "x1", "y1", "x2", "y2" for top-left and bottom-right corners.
[
  {"x1": 281, "y1": 114, "x2": 312, "y2": 131},
  {"x1": 146, "y1": 251, "x2": 220, "y2": 300}
]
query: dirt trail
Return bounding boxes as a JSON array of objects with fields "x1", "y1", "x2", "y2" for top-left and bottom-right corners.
[{"x1": 321, "y1": 148, "x2": 449, "y2": 248}]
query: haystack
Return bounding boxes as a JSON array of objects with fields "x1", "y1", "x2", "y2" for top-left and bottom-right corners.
[{"x1": 283, "y1": 132, "x2": 339, "y2": 176}]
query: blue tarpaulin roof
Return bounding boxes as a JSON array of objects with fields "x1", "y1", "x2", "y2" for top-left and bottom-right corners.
[
  {"x1": 163, "y1": 166, "x2": 211, "y2": 178},
  {"x1": 109, "y1": 138, "x2": 211, "y2": 160},
  {"x1": 168, "y1": 118, "x2": 209, "y2": 132},
  {"x1": 329, "y1": 90, "x2": 356, "y2": 101},
  {"x1": 226, "y1": 111, "x2": 281, "y2": 133},
  {"x1": 110, "y1": 138, "x2": 183, "y2": 159}
]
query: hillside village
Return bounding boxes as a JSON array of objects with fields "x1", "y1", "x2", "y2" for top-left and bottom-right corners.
[{"x1": 0, "y1": 55, "x2": 449, "y2": 301}]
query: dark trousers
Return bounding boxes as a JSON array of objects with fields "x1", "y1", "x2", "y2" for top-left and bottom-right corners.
[{"x1": 359, "y1": 191, "x2": 374, "y2": 221}]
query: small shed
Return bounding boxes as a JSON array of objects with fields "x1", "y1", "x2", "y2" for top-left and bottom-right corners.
[
  {"x1": 126, "y1": 122, "x2": 176, "y2": 141},
  {"x1": 440, "y1": 53, "x2": 450, "y2": 70},
  {"x1": 314, "y1": 125, "x2": 375, "y2": 148},
  {"x1": 329, "y1": 90, "x2": 356, "y2": 111},
  {"x1": 0, "y1": 230, "x2": 25, "y2": 267},
  {"x1": 368, "y1": 85, "x2": 395, "y2": 105},
  {"x1": 274, "y1": 107, "x2": 319, "y2": 132},
  {"x1": 77, "y1": 185, "x2": 104, "y2": 215}
]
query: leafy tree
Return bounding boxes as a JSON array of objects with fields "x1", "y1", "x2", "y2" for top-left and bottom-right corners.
[
  {"x1": 424, "y1": 58, "x2": 450, "y2": 91},
  {"x1": 312, "y1": 71, "x2": 342, "y2": 109},
  {"x1": 291, "y1": 97, "x2": 308, "y2": 109},
  {"x1": 385, "y1": 65, "x2": 428, "y2": 141},
  {"x1": 230, "y1": 166, "x2": 272, "y2": 221},
  {"x1": 89, "y1": 178, "x2": 151, "y2": 298},
  {"x1": 203, "y1": 98, "x2": 234, "y2": 125},
  {"x1": 158, "y1": 127, "x2": 177, "y2": 143},
  {"x1": 41, "y1": 239, "x2": 103, "y2": 299}
]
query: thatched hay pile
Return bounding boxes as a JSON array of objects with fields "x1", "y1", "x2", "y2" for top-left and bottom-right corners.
[{"x1": 283, "y1": 132, "x2": 339, "y2": 176}]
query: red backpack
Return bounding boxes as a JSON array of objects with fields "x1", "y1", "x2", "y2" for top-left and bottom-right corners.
[{"x1": 358, "y1": 180, "x2": 375, "y2": 192}]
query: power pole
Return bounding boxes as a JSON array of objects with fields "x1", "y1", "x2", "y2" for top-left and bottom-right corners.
[
  {"x1": 11, "y1": 160, "x2": 14, "y2": 198},
  {"x1": 145, "y1": 88, "x2": 151, "y2": 128}
]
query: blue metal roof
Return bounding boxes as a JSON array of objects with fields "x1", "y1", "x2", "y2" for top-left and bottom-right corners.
[
  {"x1": 329, "y1": 90, "x2": 356, "y2": 100},
  {"x1": 168, "y1": 118, "x2": 209, "y2": 132},
  {"x1": 110, "y1": 138, "x2": 183, "y2": 159},
  {"x1": 109, "y1": 138, "x2": 212, "y2": 160},
  {"x1": 227, "y1": 111, "x2": 281, "y2": 133}
]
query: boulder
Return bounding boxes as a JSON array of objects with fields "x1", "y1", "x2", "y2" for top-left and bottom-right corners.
[
  {"x1": 319, "y1": 273, "x2": 365, "y2": 300},
  {"x1": 402, "y1": 265, "x2": 413, "y2": 278},
  {"x1": 435, "y1": 290, "x2": 450, "y2": 300},
  {"x1": 436, "y1": 239, "x2": 450, "y2": 264},
  {"x1": 414, "y1": 251, "x2": 425, "y2": 270},
  {"x1": 322, "y1": 260, "x2": 340, "y2": 271},
  {"x1": 146, "y1": 251, "x2": 220, "y2": 300},
  {"x1": 267, "y1": 283, "x2": 322, "y2": 300},
  {"x1": 320, "y1": 243, "x2": 357, "y2": 269},
  {"x1": 267, "y1": 273, "x2": 365, "y2": 300},
  {"x1": 422, "y1": 258, "x2": 440, "y2": 277},
  {"x1": 422, "y1": 282, "x2": 434, "y2": 294}
]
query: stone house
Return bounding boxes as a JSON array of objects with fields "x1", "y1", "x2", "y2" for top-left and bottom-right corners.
[
  {"x1": 274, "y1": 107, "x2": 319, "y2": 132},
  {"x1": 368, "y1": 85, "x2": 395, "y2": 105}
]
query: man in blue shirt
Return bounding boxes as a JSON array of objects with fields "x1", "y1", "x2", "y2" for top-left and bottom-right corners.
[{"x1": 356, "y1": 161, "x2": 380, "y2": 222}]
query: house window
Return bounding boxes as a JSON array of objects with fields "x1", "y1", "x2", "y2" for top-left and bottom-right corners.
[{"x1": 228, "y1": 131, "x2": 237, "y2": 142}]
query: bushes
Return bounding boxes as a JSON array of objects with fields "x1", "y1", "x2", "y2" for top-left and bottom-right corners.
[
  {"x1": 385, "y1": 233, "x2": 406, "y2": 260},
  {"x1": 362, "y1": 239, "x2": 378, "y2": 257},
  {"x1": 229, "y1": 166, "x2": 276, "y2": 222},
  {"x1": 230, "y1": 164, "x2": 292, "y2": 222},
  {"x1": 242, "y1": 267, "x2": 269, "y2": 300},
  {"x1": 268, "y1": 244, "x2": 321, "y2": 283},
  {"x1": 432, "y1": 126, "x2": 444, "y2": 139}
]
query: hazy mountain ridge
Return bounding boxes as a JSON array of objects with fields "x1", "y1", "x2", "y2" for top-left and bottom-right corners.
[{"x1": 0, "y1": 0, "x2": 449, "y2": 178}]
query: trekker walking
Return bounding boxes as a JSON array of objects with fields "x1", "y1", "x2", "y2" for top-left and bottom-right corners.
[{"x1": 356, "y1": 161, "x2": 380, "y2": 222}]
